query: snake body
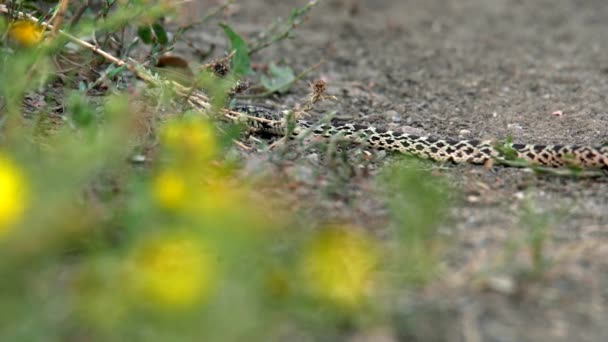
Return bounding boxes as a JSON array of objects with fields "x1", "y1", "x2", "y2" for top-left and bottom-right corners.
[{"x1": 233, "y1": 105, "x2": 608, "y2": 170}]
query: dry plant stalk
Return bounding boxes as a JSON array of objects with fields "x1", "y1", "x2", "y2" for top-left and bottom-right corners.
[
  {"x1": 50, "y1": 0, "x2": 70, "y2": 36},
  {"x1": 0, "y1": 4, "x2": 283, "y2": 128}
]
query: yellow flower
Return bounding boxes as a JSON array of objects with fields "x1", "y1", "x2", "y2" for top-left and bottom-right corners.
[
  {"x1": 127, "y1": 235, "x2": 216, "y2": 310},
  {"x1": 152, "y1": 169, "x2": 187, "y2": 210},
  {"x1": 302, "y1": 227, "x2": 379, "y2": 308},
  {"x1": 195, "y1": 179, "x2": 273, "y2": 232},
  {"x1": 160, "y1": 118, "x2": 217, "y2": 161},
  {"x1": 0, "y1": 155, "x2": 27, "y2": 236},
  {"x1": 8, "y1": 20, "x2": 44, "y2": 47},
  {"x1": 197, "y1": 179, "x2": 244, "y2": 214}
]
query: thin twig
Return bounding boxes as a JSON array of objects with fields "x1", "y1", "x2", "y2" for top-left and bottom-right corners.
[
  {"x1": 50, "y1": 0, "x2": 70, "y2": 36},
  {"x1": 0, "y1": 5, "x2": 130, "y2": 69},
  {"x1": 0, "y1": 3, "x2": 306, "y2": 132},
  {"x1": 171, "y1": 0, "x2": 234, "y2": 45},
  {"x1": 0, "y1": 5, "x2": 224, "y2": 116},
  {"x1": 233, "y1": 139, "x2": 252, "y2": 151},
  {"x1": 69, "y1": 0, "x2": 91, "y2": 28},
  {"x1": 249, "y1": 0, "x2": 319, "y2": 56}
]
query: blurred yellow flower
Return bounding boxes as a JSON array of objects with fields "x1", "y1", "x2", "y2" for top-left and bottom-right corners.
[
  {"x1": 8, "y1": 20, "x2": 44, "y2": 47},
  {"x1": 195, "y1": 179, "x2": 274, "y2": 232},
  {"x1": 127, "y1": 235, "x2": 216, "y2": 310},
  {"x1": 152, "y1": 169, "x2": 187, "y2": 210},
  {"x1": 0, "y1": 155, "x2": 27, "y2": 236},
  {"x1": 197, "y1": 179, "x2": 244, "y2": 214},
  {"x1": 160, "y1": 118, "x2": 217, "y2": 161},
  {"x1": 302, "y1": 227, "x2": 379, "y2": 308}
]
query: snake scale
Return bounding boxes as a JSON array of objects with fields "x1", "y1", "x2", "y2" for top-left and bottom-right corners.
[{"x1": 232, "y1": 105, "x2": 608, "y2": 170}]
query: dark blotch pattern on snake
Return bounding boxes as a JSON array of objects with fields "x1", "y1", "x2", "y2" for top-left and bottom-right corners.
[{"x1": 233, "y1": 105, "x2": 608, "y2": 169}]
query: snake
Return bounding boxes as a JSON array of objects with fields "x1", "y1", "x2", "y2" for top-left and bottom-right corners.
[{"x1": 232, "y1": 105, "x2": 608, "y2": 170}]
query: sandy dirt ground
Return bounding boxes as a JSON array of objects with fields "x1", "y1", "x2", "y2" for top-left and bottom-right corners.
[{"x1": 176, "y1": 0, "x2": 608, "y2": 340}]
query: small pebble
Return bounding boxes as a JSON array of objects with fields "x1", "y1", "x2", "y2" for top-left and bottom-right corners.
[
  {"x1": 484, "y1": 275, "x2": 516, "y2": 295},
  {"x1": 306, "y1": 153, "x2": 319, "y2": 163},
  {"x1": 385, "y1": 110, "x2": 401, "y2": 122},
  {"x1": 507, "y1": 123, "x2": 523, "y2": 130},
  {"x1": 130, "y1": 154, "x2": 146, "y2": 163},
  {"x1": 466, "y1": 195, "x2": 480, "y2": 203},
  {"x1": 459, "y1": 129, "x2": 471, "y2": 137}
]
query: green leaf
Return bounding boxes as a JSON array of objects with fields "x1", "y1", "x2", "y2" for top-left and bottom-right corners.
[
  {"x1": 219, "y1": 23, "x2": 252, "y2": 76},
  {"x1": 260, "y1": 63, "x2": 295, "y2": 93},
  {"x1": 0, "y1": 17, "x2": 6, "y2": 33},
  {"x1": 137, "y1": 25, "x2": 153, "y2": 44},
  {"x1": 152, "y1": 23, "x2": 168, "y2": 45},
  {"x1": 290, "y1": 7, "x2": 307, "y2": 21},
  {"x1": 495, "y1": 136, "x2": 519, "y2": 160},
  {"x1": 107, "y1": 65, "x2": 127, "y2": 79},
  {"x1": 67, "y1": 92, "x2": 96, "y2": 127}
]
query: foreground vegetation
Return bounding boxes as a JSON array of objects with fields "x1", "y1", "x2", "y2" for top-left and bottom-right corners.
[{"x1": 0, "y1": 1, "x2": 561, "y2": 341}]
